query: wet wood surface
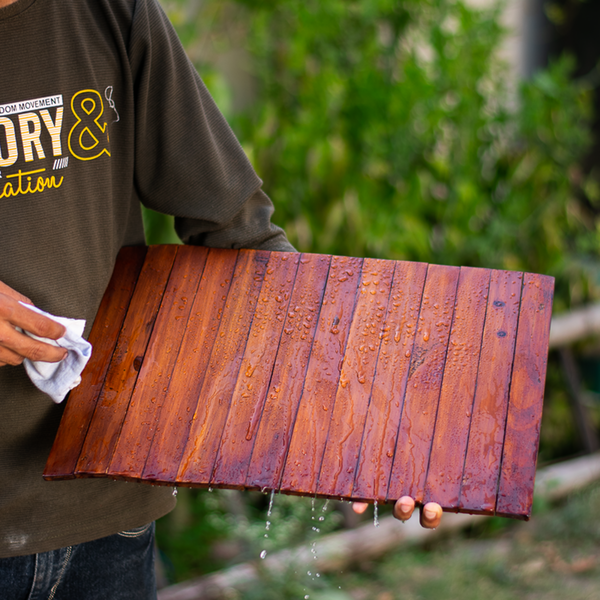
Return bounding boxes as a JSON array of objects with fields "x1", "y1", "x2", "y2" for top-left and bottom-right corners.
[
  {"x1": 211, "y1": 252, "x2": 300, "y2": 488},
  {"x1": 422, "y1": 267, "x2": 490, "y2": 509},
  {"x1": 352, "y1": 261, "x2": 428, "y2": 503},
  {"x1": 496, "y1": 273, "x2": 554, "y2": 518},
  {"x1": 75, "y1": 245, "x2": 177, "y2": 476},
  {"x1": 245, "y1": 254, "x2": 331, "y2": 491},
  {"x1": 280, "y1": 256, "x2": 363, "y2": 496},
  {"x1": 44, "y1": 245, "x2": 147, "y2": 479},
  {"x1": 386, "y1": 264, "x2": 460, "y2": 504},
  {"x1": 458, "y1": 270, "x2": 523, "y2": 515},
  {"x1": 44, "y1": 245, "x2": 554, "y2": 520},
  {"x1": 142, "y1": 248, "x2": 239, "y2": 483},
  {"x1": 176, "y1": 250, "x2": 270, "y2": 486},
  {"x1": 317, "y1": 258, "x2": 395, "y2": 499}
]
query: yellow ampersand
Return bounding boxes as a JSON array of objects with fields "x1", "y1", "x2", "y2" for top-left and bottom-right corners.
[{"x1": 68, "y1": 90, "x2": 111, "y2": 161}]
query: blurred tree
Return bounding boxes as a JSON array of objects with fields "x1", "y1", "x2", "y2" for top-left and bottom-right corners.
[{"x1": 157, "y1": 0, "x2": 597, "y2": 312}]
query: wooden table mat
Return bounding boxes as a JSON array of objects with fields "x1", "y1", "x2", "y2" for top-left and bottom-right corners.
[{"x1": 44, "y1": 245, "x2": 554, "y2": 520}]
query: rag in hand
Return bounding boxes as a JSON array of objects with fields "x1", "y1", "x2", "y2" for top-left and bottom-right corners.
[{"x1": 18, "y1": 302, "x2": 93, "y2": 403}]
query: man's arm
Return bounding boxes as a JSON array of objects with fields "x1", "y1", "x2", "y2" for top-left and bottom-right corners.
[{"x1": 0, "y1": 282, "x2": 66, "y2": 367}]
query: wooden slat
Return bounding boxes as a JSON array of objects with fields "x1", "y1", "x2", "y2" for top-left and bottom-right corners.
[
  {"x1": 74, "y1": 245, "x2": 178, "y2": 475},
  {"x1": 496, "y1": 273, "x2": 554, "y2": 519},
  {"x1": 44, "y1": 246, "x2": 147, "y2": 479},
  {"x1": 176, "y1": 250, "x2": 270, "y2": 486},
  {"x1": 386, "y1": 264, "x2": 460, "y2": 503},
  {"x1": 280, "y1": 256, "x2": 363, "y2": 495},
  {"x1": 142, "y1": 248, "x2": 238, "y2": 483},
  {"x1": 108, "y1": 246, "x2": 209, "y2": 480},
  {"x1": 352, "y1": 261, "x2": 428, "y2": 502},
  {"x1": 458, "y1": 270, "x2": 522, "y2": 514},
  {"x1": 210, "y1": 252, "x2": 300, "y2": 488},
  {"x1": 44, "y1": 246, "x2": 554, "y2": 519},
  {"x1": 245, "y1": 253, "x2": 332, "y2": 491},
  {"x1": 422, "y1": 267, "x2": 490, "y2": 509},
  {"x1": 317, "y1": 259, "x2": 395, "y2": 499}
]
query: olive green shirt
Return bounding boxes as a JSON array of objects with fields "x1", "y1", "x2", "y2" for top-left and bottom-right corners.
[{"x1": 0, "y1": 0, "x2": 292, "y2": 557}]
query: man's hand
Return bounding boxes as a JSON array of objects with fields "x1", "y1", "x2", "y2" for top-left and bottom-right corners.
[
  {"x1": 393, "y1": 496, "x2": 443, "y2": 529},
  {"x1": 352, "y1": 497, "x2": 443, "y2": 529},
  {"x1": 0, "y1": 281, "x2": 67, "y2": 367}
]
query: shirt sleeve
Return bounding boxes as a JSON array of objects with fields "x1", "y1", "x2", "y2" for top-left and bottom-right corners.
[{"x1": 127, "y1": 0, "x2": 294, "y2": 252}]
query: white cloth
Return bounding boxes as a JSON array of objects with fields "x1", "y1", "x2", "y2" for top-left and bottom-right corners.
[{"x1": 18, "y1": 302, "x2": 93, "y2": 404}]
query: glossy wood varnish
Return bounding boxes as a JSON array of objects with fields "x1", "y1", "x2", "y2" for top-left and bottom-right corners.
[{"x1": 44, "y1": 245, "x2": 554, "y2": 520}]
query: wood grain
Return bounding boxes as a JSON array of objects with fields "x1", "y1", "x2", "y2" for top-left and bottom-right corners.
[
  {"x1": 142, "y1": 248, "x2": 239, "y2": 483},
  {"x1": 44, "y1": 246, "x2": 147, "y2": 479},
  {"x1": 352, "y1": 261, "x2": 427, "y2": 502},
  {"x1": 422, "y1": 267, "x2": 490, "y2": 509},
  {"x1": 211, "y1": 252, "x2": 300, "y2": 488},
  {"x1": 108, "y1": 246, "x2": 209, "y2": 480},
  {"x1": 317, "y1": 259, "x2": 395, "y2": 499},
  {"x1": 496, "y1": 273, "x2": 554, "y2": 519},
  {"x1": 43, "y1": 246, "x2": 554, "y2": 519},
  {"x1": 75, "y1": 245, "x2": 177, "y2": 476},
  {"x1": 458, "y1": 270, "x2": 523, "y2": 515},
  {"x1": 245, "y1": 253, "x2": 332, "y2": 491},
  {"x1": 386, "y1": 264, "x2": 460, "y2": 504},
  {"x1": 176, "y1": 250, "x2": 270, "y2": 486},
  {"x1": 280, "y1": 256, "x2": 364, "y2": 495}
]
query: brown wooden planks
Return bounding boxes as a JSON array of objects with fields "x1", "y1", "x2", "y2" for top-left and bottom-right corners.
[
  {"x1": 43, "y1": 245, "x2": 554, "y2": 520},
  {"x1": 317, "y1": 258, "x2": 395, "y2": 499},
  {"x1": 210, "y1": 252, "x2": 300, "y2": 488},
  {"x1": 280, "y1": 256, "x2": 363, "y2": 495},
  {"x1": 75, "y1": 245, "x2": 178, "y2": 476},
  {"x1": 352, "y1": 261, "x2": 428, "y2": 502},
  {"x1": 142, "y1": 248, "x2": 238, "y2": 483},
  {"x1": 245, "y1": 253, "x2": 332, "y2": 491},
  {"x1": 422, "y1": 267, "x2": 490, "y2": 509},
  {"x1": 496, "y1": 273, "x2": 554, "y2": 519},
  {"x1": 386, "y1": 264, "x2": 460, "y2": 504},
  {"x1": 108, "y1": 246, "x2": 209, "y2": 480},
  {"x1": 44, "y1": 245, "x2": 147, "y2": 479},
  {"x1": 176, "y1": 249, "x2": 270, "y2": 486},
  {"x1": 459, "y1": 270, "x2": 523, "y2": 515}
]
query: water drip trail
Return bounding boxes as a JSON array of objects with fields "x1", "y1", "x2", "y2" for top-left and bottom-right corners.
[
  {"x1": 374, "y1": 500, "x2": 380, "y2": 527},
  {"x1": 260, "y1": 489, "x2": 277, "y2": 559}
]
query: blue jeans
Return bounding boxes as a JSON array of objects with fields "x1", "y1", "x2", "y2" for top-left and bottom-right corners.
[{"x1": 0, "y1": 522, "x2": 157, "y2": 600}]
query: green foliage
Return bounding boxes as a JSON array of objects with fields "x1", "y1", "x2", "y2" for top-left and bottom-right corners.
[
  {"x1": 141, "y1": 207, "x2": 182, "y2": 245},
  {"x1": 159, "y1": 0, "x2": 599, "y2": 310},
  {"x1": 152, "y1": 0, "x2": 600, "y2": 587}
]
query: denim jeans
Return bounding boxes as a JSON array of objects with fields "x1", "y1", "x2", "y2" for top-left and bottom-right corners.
[{"x1": 0, "y1": 522, "x2": 157, "y2": 600}]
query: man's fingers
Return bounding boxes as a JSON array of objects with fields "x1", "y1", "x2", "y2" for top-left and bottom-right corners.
[
  {"x1": 352, "y1": 502, "x2": 369, "y2": 515},
  {"x1": 393, "y1": 496, "x2": 415, "y2": 521},
  {"x1": 0, "y1": 325, "x2": 67, "y2": 363},
  {"x1": 419, "y1": 502, "x2": 443, "y2": 529},
  {"x1": 0, "y1": 345, "x2": 26, "y2": 367},
  {"x1": 0, "y1": 295, "x2": 66, "y2": 341}
]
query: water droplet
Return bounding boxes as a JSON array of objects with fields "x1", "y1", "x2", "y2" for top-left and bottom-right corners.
[
  {"x1": 172, "y1": 487, "x2": 178, "y2": 497},
  {"x1": 267, "y1": 489, "x2": 275, "y2": 517},
  {"x1": 260, "y1": 550, "x2": 267, "y2": 559}
]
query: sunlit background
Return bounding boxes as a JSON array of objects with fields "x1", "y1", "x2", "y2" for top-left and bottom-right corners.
[{"x1": 148, "y1": 1, "x2": 600, "y2": 598}]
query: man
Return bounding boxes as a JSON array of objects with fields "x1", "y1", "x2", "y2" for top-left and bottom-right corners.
[{"x1": 0, "y1": 0, "x2": 441, "y2": 597}]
